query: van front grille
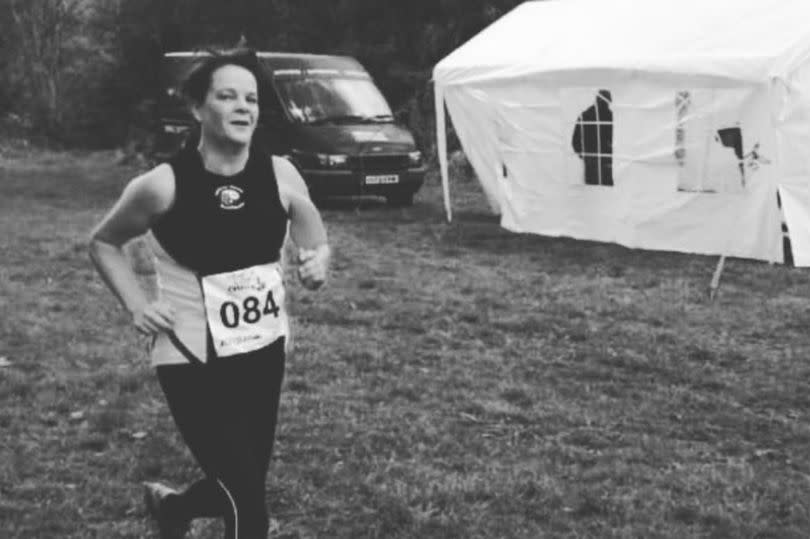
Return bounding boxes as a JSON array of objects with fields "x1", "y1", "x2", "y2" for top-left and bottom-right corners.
[{"x1": 350, "y1": 154, "x2": 410, "y2": 173}]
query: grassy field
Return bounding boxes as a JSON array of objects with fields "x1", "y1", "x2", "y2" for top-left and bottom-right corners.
[{"x1": 2, "y1": 149, "x2": 810, "y2": 538}]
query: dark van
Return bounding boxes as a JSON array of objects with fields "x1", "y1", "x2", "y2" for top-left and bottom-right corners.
[{"x1": 155, "y1": 51, "x2": 426, "y2": 206}]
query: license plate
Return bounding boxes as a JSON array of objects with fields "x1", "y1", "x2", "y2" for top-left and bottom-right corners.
[{"x1": 365, "y1": 174, "x2": 399, "y2": 185}]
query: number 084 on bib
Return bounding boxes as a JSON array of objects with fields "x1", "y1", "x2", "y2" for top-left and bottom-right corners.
[{"x1": 201, "y1": 263, "x2": 288, "y2": 357}]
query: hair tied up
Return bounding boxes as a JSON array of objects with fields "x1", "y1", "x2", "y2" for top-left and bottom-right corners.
[{"x1": 181, "y1": 47, "x2": 264, "y2": 106}]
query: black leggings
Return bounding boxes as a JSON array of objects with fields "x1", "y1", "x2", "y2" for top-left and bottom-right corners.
[{"x1": 155, "y1": 339, "x2": 285, "y2": 539}]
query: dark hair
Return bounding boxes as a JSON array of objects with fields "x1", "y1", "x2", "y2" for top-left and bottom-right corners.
[{"x1": 181, "y1": 48, "x2": 264, "y2": 105}]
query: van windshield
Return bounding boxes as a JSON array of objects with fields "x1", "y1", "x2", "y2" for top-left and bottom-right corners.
[{"x1": 273, "y1": 76, "x2": 394, "y2": 124}]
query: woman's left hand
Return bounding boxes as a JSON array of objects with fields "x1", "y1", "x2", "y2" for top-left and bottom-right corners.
[{"x1": 297, "y1": 244, "x2": 330, "y2": 290}]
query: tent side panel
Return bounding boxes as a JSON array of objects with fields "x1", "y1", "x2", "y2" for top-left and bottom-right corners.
[{"x1": 461, "y1": 78, "x2": 782, "y2": 262}]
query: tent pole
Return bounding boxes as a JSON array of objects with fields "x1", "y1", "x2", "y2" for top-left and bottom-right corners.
[
  {"x1": 435, "y1": 83, "x2": 452, "y2": 222},
  {"x1": 708, "y1": 255, "x2": 726, "y2": 302}
]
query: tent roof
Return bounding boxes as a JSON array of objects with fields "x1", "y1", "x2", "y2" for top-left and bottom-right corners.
[{"x1": 434, "y1": 0, "x2": 810, "y2": 86}]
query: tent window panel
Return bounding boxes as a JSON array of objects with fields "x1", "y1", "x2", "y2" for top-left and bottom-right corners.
[
  {"x1": 565, "y1": 89, "x2": 614, "y2": 187},
  {"x1": 675, "y1": 88, "x2": 765, "y2": 194}
]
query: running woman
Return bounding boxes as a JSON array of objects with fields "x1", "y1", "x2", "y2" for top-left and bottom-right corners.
[{"x1": 89, "y1": 48, "x2": 330, "y2": 539}]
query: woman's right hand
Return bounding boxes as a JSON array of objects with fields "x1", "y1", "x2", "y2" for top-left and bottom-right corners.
[{"x1": 131, "y1": 301, "x2": 176, "y2": 336}]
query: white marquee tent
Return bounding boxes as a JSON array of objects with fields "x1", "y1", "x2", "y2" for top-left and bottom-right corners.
[{"x1": 433, "y1": 0, "x2": 810, "y2": 265}]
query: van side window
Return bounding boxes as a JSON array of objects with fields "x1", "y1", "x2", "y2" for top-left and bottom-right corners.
[{"x1": 261, "y1": 81, "x2": 286, "y2": 119}]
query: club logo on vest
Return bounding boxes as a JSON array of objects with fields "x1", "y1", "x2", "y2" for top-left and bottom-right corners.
[{"x1": 215, "y1": 185, "x2": 245, "y2": 210}]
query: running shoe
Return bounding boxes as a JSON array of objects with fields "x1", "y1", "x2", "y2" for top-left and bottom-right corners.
[{"x1": 143, "y1": 481, "x2": 190, "y2": 539}]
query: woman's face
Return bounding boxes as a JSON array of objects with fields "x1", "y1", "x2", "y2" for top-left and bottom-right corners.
[{"x1": 193, "y1": 64, "x2": 259, "y2": 147}]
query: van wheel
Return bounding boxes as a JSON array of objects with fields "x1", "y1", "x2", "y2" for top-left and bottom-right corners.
[{"x1": 386, "y1": 193, "x2": 414, "y2": 207}]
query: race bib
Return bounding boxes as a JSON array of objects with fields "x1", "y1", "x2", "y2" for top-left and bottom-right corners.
[{"x1": 201, "y1": 263, "x2": 288, "y2": 357}]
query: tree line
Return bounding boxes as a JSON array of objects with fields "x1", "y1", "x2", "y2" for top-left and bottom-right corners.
[{"x1": 0, "y1": 0, "x2": 527, "y2": 150}]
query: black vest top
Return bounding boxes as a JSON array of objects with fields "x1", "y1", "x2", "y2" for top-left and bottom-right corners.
[{"x1": 152, "y1": 146, "x2": 289, "y2": 276}]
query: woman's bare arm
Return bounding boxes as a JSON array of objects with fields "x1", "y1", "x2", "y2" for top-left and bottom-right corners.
[
  {"x1": 88, "y1": 164, "x2": 176, "y2": 333},
  {"x1": 274, "y1": 157, "x2": 330, "y2": 289}
]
